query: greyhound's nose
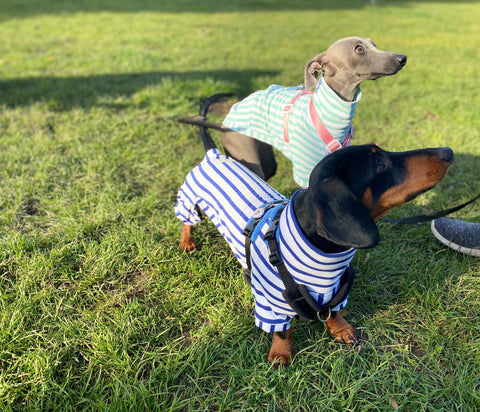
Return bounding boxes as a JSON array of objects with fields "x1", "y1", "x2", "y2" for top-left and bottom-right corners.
[
  {"x1": 396, "y1": 54, "x2": 407, "y2": 67},
  {"x1": 438, "y1": 147, "x2": 454, "y2": 164}
]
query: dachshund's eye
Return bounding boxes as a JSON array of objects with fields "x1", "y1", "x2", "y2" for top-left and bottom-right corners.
[
  {"x1": 355, "y1": 45, "x2": 364, "y2": 54},
  {"x1": 376, "y1": 159, "x2": 387, "y2": 172}
]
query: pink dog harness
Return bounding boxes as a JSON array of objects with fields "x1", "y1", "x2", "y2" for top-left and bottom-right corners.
[{"x1": 283, "y1": 90, "x2": 352, "y2": 152}]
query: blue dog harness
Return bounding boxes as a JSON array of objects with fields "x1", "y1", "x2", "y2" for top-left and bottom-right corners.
[{"x1": 243, "y1": 201, "x2": 356, "y2": 324}]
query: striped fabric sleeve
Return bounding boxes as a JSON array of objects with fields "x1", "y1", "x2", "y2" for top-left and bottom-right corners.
[{"x1": 174, "y1": 185, "x2": 202, "y2": 225}]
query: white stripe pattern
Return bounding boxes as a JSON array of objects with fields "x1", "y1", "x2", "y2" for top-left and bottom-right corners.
[
  {"x1": 175, "y1": 149, "x2": 356, "y2": 333},
  {"x1": 223, "y1": 77, "x2": 361, "y2": 187}
]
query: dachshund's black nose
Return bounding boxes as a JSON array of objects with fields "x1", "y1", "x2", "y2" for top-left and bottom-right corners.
[{"x1": 438, "y1": 147, "x2": 454, "y2": 163}]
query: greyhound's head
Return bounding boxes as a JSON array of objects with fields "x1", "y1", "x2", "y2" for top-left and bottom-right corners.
[{"x1": 304, "y1": 37, "x2": 407, "y2": 100}]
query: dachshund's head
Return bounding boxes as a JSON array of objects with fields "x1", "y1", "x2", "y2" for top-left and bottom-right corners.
[{"x1": 297, "y1": 144, "x2": 453, "y2": 250}]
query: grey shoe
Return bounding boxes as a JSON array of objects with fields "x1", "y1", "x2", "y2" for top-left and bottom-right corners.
[{"x1": 431, "y1": 218, "x2": 480, "y2": 257}]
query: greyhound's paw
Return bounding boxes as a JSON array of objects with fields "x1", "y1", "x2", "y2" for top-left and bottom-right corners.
[{"x1": 325, "y1": 312, "x2": 357, "y2": 344}]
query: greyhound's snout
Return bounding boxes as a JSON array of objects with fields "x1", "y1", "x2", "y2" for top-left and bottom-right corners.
[{"x1": 396, "y1": 54, "x2": 407, "y2": 68}]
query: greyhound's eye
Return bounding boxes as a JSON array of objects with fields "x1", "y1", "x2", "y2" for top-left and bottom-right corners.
[{"x1": 355, "y1": 45, "x2": 365, "y2": 54}]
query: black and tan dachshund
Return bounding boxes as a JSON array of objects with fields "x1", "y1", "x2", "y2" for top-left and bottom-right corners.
[{"x1": 176, "y1": 143, "x2": 453, "y2": 366}]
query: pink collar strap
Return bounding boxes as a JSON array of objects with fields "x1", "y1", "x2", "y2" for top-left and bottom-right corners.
[{"x1": 283, "y1": 89, "x2": 352, "y2": 152}]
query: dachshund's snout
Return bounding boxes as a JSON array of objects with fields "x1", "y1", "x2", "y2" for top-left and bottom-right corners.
[{"x1": 437, "y1": 147, "x2": 454, "y2": 164}]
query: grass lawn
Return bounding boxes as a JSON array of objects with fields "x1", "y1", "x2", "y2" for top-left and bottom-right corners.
[{"x1": 1, "y1": 0, "x2": 480, "y2": 410}]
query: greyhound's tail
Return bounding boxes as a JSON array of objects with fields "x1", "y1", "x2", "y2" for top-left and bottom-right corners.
[{"x1": 178, "y1": 93, "x2": 235, "y2": 152}]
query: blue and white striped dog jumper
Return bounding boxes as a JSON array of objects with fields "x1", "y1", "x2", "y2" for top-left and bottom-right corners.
[{"x1": 175, "y1": 149, "x2": 356, "y2": 332}]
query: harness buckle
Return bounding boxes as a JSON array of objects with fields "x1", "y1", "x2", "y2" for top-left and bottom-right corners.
[
  {"x1": 243, "y1": 219, "x2": 256, "y2": 237},
  {"x1": 264, "y1": 214, "x2": 281, "y2": 241},
  {"x1": 269, "y1": 250, "x2": 282, "y2": 267},
  {"x1": 283, "y1": 104, "x2": 293, "y2": 115},
  {"x1": 264, "y1": 225, "x2": 276, "y2": 241},
  {"x1": 326, "y1": 139, "x2": 342, "y2": 153},
  {"x1": 252, "y1": 206, "x2": 266, "y2": 219}
]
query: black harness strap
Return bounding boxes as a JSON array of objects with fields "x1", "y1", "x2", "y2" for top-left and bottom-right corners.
[
  {"x1": 243, "y1": 239, "x2": 252, "y2": 284},
  {"x1": 243, "y1": 205, "x2": 355, "y2": 323}
]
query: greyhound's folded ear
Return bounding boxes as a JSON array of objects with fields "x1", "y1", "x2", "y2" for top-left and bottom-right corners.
[
  {"x1": 304, "y1": 52, "x2": 328, "y2": 90},
  {"x1": 313, "y1": 175, "x2": 380, "y2": 249}
]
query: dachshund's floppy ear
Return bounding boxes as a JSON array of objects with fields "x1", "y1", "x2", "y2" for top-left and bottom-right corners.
[
  {"x1": 304, "y1": 52, "x2": 328, "y2": 90},
  {"x1": 312, "y1": 175, "x2": 379, "y2": 249}
]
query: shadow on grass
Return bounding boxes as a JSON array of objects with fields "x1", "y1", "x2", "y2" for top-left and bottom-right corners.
[
  {"x1": 0, "y1": 69, "x2": 278, "y2": 111},
  {"x1": 1, "y1": 0, "x2": 478, "y2": 21}
]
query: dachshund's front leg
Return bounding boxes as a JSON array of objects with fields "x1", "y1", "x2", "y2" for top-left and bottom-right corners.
[
  {"x1": 267, "y1": 328, "x2": 293, "y2": 367},
  {"x1": 179, "y1": 224, "x2": 197, "y2": 253},
  {"x1": 325, "y1": 311, "x2": 357, "y2": 344}
]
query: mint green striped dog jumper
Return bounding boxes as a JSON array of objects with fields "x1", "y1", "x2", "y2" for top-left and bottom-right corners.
[{"x1": 223, "y1": 77, "x2": 361, "y2": 187}]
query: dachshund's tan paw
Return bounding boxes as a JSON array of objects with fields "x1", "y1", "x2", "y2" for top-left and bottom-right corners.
[
  {"x1": 325, "y1": 312, "x2": 357, "y2": 344},
  {"x1": 179, "y1": 240, "x2": 197, "y2": 253},
  {"x1": 180, "y1": 224, "x2": 197, "y2": 253},
  {"x1": 268, "y1": 329, "x2": 293, "y2": 367}
]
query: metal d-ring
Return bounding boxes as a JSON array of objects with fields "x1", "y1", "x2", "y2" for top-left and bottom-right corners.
[{"x1": 317, "y1": 307, "x2": 331, "y2": 322}]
